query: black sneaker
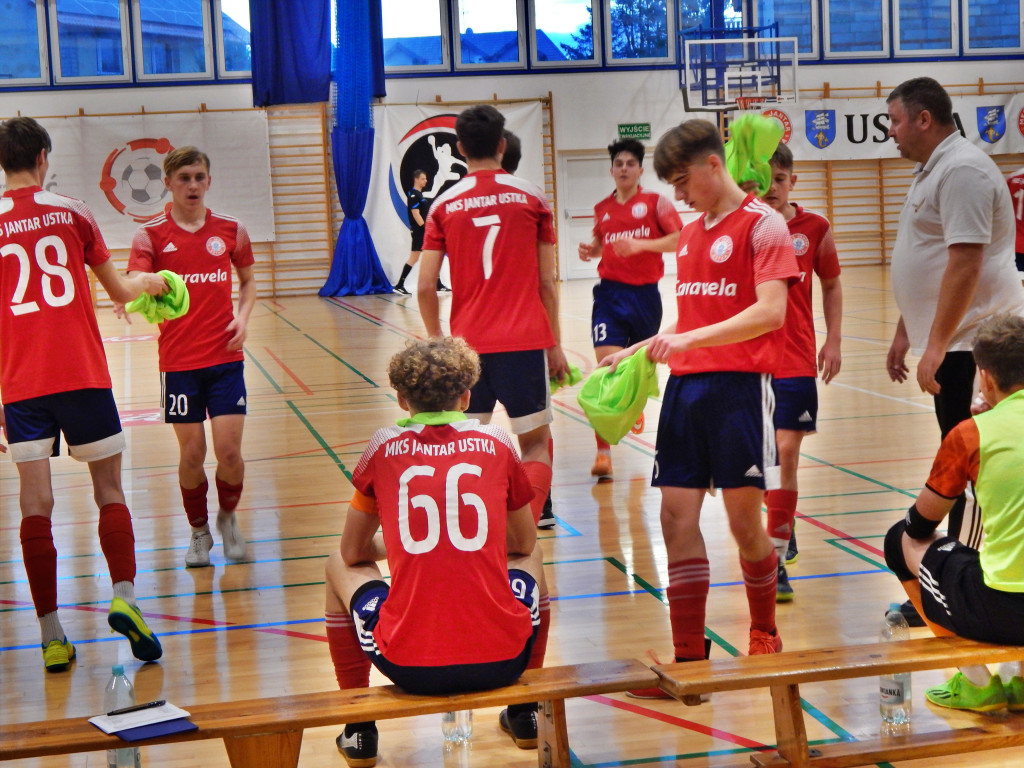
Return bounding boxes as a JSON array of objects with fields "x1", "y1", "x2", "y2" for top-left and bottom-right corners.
[
  {"x1": 437, "y1": 282, "x2": 451, "y2": 292},
  {"x1": 786, "y1": 527, "x2": 798, "y2": 565},
  {"x1": 538, "y1": 492, "x2": 555, "y2": 529},
  {"x1": 393, "y1": 284, "x2": 409, "y2": 295},
  {"x1": 336, "y1": 725, "x2": 378, "y2": 768},
  {"x1": 897, "y1": 598, "x2": 926, "y2": 628},
  {"x1": 776, "y1": 563, "x2": 794, "y2": 603},
  {"x1": 499, "y1": 707, "x2": 538, "y2": 749}
]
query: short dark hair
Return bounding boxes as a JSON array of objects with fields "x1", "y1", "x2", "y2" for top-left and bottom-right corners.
[
  {"x1": 972, "y1": 314, "x2": 1024, "y2": 392},
  {"x1": 887, "y1": 77, "x2": 954, "y2": 127},
  {"x1": 653, "y1": 120, "x2": 724, "y2": 181},
  {"x1": 769, "y1": 142, "x2": 794, "y2": 172},
  {"x1": 501, "y1": 130, "x2": 521, "y2": 173},
  {"x1": 455, "y1": 105, "x2": 505, "y2": 161},
  {"x1": 608, "y1": 138, "x2": 644, "y2": 165},
  {"x1": 412, "y1": 169, "x2": 427, "y2": 179},
  {"x1": 163, "y1": 146, "x2": 211, "y2": 177},
  {"x1": 0, "y1": 116, "x2": 52, "y2": 174}
]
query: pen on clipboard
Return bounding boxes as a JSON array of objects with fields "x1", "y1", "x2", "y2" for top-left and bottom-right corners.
[{"x1": 106, "y1": 699, "x2": 166, "y2": 717}]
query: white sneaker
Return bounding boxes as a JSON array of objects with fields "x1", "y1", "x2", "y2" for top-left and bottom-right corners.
[
  {"x1": 217, "y1": 511, "x2": 247, "y2": 561},
  {"x1": 184, "y1": 526, "x2": 214, "y2": 568}
]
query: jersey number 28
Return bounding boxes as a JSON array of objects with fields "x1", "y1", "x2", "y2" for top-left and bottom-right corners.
[{"x1": 2, "y1": 237, "x2": 76, "y2": 316}]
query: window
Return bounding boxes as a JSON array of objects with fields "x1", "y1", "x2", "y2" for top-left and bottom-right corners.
[
  {"x1": 894, "y1": 0, "x2": 955, "y2": 54},
  {"x1": 216, "y1": 0, "x2": 251, "y2": 74},
  {"x1": 756, "y1": 0, "x2": 818, "y2": 57},
  {"x1": 824, "y1": 0, "x2": 889, "y2": 57},
  {"x1": 1, "y1": 1, "x2": 48, "y2": 84},
  {"x1": 133, "y1": 0, "x2": 213, "y2": 80},
  {"x1": 606, "y1": 0, "x2": 672, "y2": 63},
  {"x1": 381, "y1": 0, "x2": 449, "y2": 71},
  {"x1": 453, "y1": 0, "x2": 525, "y2": 69},
  {"x1": 964, "y1": 0, "x2": 1023, "y2": 52},
  {"x1": 50, "y1": 0, "x2": 131, "y2": 82},
  {"x1": 530, "y1": 0, "x2": 598, "y2": 66}
]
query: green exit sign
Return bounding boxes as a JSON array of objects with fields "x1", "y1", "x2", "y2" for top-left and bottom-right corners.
[{"x1": 618, "y1": 122, "x2": 651, "y2": 140}]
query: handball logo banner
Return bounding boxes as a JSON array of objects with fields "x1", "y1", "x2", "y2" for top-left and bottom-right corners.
[
  {"x1": 388, "y1": 114, "x2": 468, "y2": 226},
  {"x1": 100, "y1": 137, "x2": 175, "y2": 222}
]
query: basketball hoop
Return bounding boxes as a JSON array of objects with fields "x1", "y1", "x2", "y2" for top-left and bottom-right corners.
[{"x1": 734, "y1": 96, "x2": 766, "y2": 111}]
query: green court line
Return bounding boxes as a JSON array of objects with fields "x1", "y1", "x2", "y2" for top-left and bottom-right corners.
[
  {"x1": 286, "y1": 400, "x2": 353, "y2": 480},
  {"x1": 800, "y1": 451, "x2": 917, "y2": 500},
  {"x1": 303, "y1": 334, "x2": 378, "y2": 387},
  {"x1": 244, "y1": 345, "x2": 284, "y2": 394},
  {"x1": 263, "y1": 302, "x2": 301, "y2": 331},
  {"x1": 827, "y1": 538, "x2": 888, "y2": 570},
  {"x1": 810, "y1": 507, "x2": 907, "y2": 518}
]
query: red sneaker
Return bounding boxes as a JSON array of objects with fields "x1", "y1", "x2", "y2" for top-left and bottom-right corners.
[{"x1": 749, "y1": 628, "x2": 783, "y2": 655}]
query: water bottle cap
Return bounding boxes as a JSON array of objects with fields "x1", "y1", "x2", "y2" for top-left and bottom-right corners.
[
  {"x1": 112, "y1": 664, "x2": 125, "y2": 676},
  {"x1": 889, "y1": 603, "x2": 901, "y2": 613}
]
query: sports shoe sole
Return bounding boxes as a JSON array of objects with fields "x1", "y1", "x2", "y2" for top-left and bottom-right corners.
[{"x1": 108, "y1": 598, "x2": 163, "y2": 661}]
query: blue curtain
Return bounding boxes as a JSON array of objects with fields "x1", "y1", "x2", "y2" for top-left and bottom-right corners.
[
  {"x1": 250, "y1": 0, "x2": 331, "y2": 107},
  {"x1": 320, "y1": 0, "x2": 391, "y2": 296}
]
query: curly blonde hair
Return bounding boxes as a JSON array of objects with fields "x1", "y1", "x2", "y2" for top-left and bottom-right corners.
[{"x1": 388, "y1": 337, "x2": 481, "y2": 412}]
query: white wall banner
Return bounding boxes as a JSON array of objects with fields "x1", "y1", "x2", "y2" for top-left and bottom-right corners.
[
  {"x1": 0, "y1": 111, "x2": 274, "y2": 248},
  {"x1": 367, "y1": 101, "x2": 545, "y2": 283},
  {"x1": 746, "y1": 93, "x2": 1024, "y2": 162}
]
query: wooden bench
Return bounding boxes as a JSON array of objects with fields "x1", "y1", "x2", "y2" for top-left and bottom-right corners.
[
  {"x1": 652, "y1": 636, "x2": 1024, "y2": 768},
  {"x1": 0, "y1": 658, "x2": 656, "y2": 768}
]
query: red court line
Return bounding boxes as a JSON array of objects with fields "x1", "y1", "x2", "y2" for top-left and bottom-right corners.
[
  {"x1": 263, "y1": 346, "x2": 314, "y2": 395},
  {"x1": 584, "y1": 694, "x2": 770, "y2": 751},
  {"x1": 794, "y1": 513, "x2": 884, "y2": 558},
  {"x1": 328, "y1": 297, "x2": 424, "y2": 339},
  {"x1": 258, "y1": 627, "x2": 327, "y2": 642}
]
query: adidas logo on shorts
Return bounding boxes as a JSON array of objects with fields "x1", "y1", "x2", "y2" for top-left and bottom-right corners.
[
  {"x1": 363, "y1": 596, "x2": 379, "y2": 611},
  {"x1": 744, "y1": 465, "x2": 763, "y2": 478},
  {"x1": 236, "y1": 396, "x2": 246, "y2": 406},
  {"x1": 798, "y1": 411, "x2": 812, "y2": 422}
]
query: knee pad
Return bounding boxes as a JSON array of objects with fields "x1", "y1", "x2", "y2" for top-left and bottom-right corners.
[{"x1": 883, "y1": 520, "x2": 916, "y2": 582}]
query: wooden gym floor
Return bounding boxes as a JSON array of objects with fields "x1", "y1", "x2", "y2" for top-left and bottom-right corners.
[{"x1": 2, "y1": 265, "x2": 1021, "y2": 767}]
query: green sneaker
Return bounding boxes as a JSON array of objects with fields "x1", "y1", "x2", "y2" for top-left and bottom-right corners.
[
  {"x1": 776, "y1": 563, "x2": 794, "y2": 603},
  {"x1": 1004, "y1": 676, "x2": 1024, "y2": 712},
  {"x1": 925, "y1": 672, "x2": 1007, "y2": 712},
  {"x1": 42, "y1": 637, "x2": 76, "y2": 673},
  {"x1": 108, "y1": 597, "x2": 163, "y2": 662}
]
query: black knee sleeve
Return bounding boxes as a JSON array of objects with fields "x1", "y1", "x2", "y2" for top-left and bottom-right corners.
[{"x1": 884, "y1": 520, "x2": 916, "y2": 582}]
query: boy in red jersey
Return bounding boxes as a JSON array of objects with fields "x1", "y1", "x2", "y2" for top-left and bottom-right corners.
[
  {"x1": 758, "y1": 143, "x2": 843, "y2": 602},
  {"x1": 124, "y1": 146, "x2": 256, "y2": 568},
  {"x1": 325, "y1": 337, "x2": 548, "y2": 766},
  {"x1": 603, "y1": 120, "x2": 798, "y2": 692},
  {"x1": 418, "y1": 104, "x2": 569, "y2": 539},
  {"x1": 0, "y1": 116, "x2": 167, "y2": 671},
  {"x1": 578, "y1": 139, "x2": 682, "y2": 478}
]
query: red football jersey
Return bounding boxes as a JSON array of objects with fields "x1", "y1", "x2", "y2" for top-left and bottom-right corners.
[
  {"x1": 670, "y1": 195, "x2": 799, "y2": 376},
  {"x1": 422, "y1": 170, "x2": 556, "y2": 353},
  {"x1": 1008, "y1": 167, "x2": 1024, "y2": 254},
  {"x1": 0, "y1": 187, "x2": 112, "y2": 403},
  {"x1": 350, "y1": 419, "x2": 535, "y2": 667},
  {"x1": 776, "y1": 205, "x2": 841, "y2": 379},
  {"x1": 592, "y1": 187, "x2": 682, "y2": 285},
  {"x1": 128, "y1": 210, "x2": 254, "y2": 372}
]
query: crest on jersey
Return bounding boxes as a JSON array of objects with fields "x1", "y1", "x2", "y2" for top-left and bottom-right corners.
[
  {"x1": 710, "y1": 235, "x2": 733, "y2": 263},
  {"x1": 99, "y1": 137, "x2": 174, "y2": 223},
  {"x1": 977, "y1": 106, "x2": 1005, "y2": 144},
  {"x1": 805, "y1": 110, "x2": 836, "y2": 149},
  {"x1": 631, "y1": 201, "x2": 648, "y2": 219},
  {"x1": 388, "y1": 114, "x2": 468, "y2": 225},
  {"x1": 206, "y1": 236, "x2": 227, "y2": 257},
  {"x1": 791, "y1": 233, "x2": 809, "y2": 256}
]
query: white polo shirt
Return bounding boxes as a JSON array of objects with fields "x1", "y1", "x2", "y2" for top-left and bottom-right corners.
[{"x1": 891, "y1": 132, "x2": 1024, "y2": 353}]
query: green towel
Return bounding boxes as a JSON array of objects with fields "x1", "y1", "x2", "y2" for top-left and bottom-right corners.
[
  {"x1": 725, "y1": 114, "x2": 784, "y2": 196},
  {"x1": 124, "y1": 270, "x2": 190, "y2": 323},
  {"x1": 550, "y1": 364, "x2": 583, "y2": 394},
  {"x1": 576, "y1": 347, "x2": 659, "y2": 445}
]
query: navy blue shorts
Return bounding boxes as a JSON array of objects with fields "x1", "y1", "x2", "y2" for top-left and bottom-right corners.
[
  {"x1": 468, "y1": 350, "x2": 551, "y2": 435},
  {"x1": 919, "y1": 537, "x2": 1024, "y2": 644},
  {"x1": 349, "y1": 569, "x2": 540, "y2": 695},
  {"x1": 3, "y1": 389, "x2": 124, "y2": 463},
  {"x1": 161, "y1": 361, "x2": 247, "y2": 423},
  {"x1": 591, "y1": 280, "x2": 663, "y2": 349},
  {"x1": 653, "y1": 372, "x2": 779, "y2": 490},
  {"x1": 411, "y1": 226, "x2": 425, "y2": 252},
  {"x1": 772, "y1": 376, "x2": 818, "y2": 432},
  {"x1": 1016, "y1": 251, "x2": 1024, "y2": 275}
]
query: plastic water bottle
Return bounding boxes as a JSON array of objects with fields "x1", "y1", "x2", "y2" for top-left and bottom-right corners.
[
  {"x1": 104, "y1": 665, "x2": 142, "y2": 768},
  {"x1": 441, "y1": 710, "x2": 473, "y2": 743},
  {"x1": 879, "y1": 603, "x2": 912, "y2": 735}
]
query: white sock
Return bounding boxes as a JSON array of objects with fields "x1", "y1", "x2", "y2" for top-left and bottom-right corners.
[
  {"x1": 112, "y1": 580, "x2": 136, "y2": 606},
  {"x1": 960, "y1": 664, "x2": 992, "y2": 687},
  {"x1": 39, "y1": 611, "x2": 65, "y2": 645}
]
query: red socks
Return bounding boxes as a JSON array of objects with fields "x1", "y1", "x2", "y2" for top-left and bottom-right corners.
[
  {"x1": 98, "y1": 503, "x2": 136, "y2": 585},
  {"x1": 667, "y1": 559, "x2": 711, "y2": 660},
  {"x1": 181, "y1": 480, "x2": 209, "y2": 528},
  {"x1": 522, "y1": 461, "x2": 552, "y2": 525},
  {"x1": 527, "y1": 594, "x2": 550, "y2": 670},
  {"x1": 595, "y1": 434, "x2": 610, "y2": 452},
  {"x1": 326, "y1": 611, "x2": 371, "y2": 690},
  {"x1": 741, "y1": 551, "x2": 778, "y2": 633},
  {"x1": 20, "y1": 516, "x2": 58, "y2": 617},
  {"x1": 216, "y1": 476, "x2": 243, "y2": 514},
  {"x1": 765, "y1": 489, "x2": 799, "y2": 545}
]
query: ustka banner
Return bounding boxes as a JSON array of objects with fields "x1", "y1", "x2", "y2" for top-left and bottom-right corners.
[
  {"x1": 741, "y1": 92, "x2": 1024, "y2": 161},
  {"x1": 0, "y1": 111, "x2": 274, "y2": 248},
  {"x1": 366, "y1": 101, "x2": 545, "y2": 284}
]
